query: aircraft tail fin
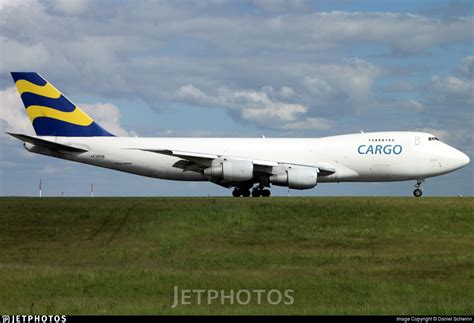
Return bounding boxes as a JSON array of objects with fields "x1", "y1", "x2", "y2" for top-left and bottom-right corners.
[{"x1": 10, "y1": 72, "x2": 114, "y2": 137}]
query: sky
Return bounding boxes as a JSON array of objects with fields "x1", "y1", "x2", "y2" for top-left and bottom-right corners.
[{"x1": 0, "y1": 0, "x2": 473, "y2": 197}]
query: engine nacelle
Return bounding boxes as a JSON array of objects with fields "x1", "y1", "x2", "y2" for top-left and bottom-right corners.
[
  {"x1": 270, "y1": 167, "x2": 318, "y2": 189},
  {"x1": 204, "y1": 160, "x2": 254, "y2": 181}
]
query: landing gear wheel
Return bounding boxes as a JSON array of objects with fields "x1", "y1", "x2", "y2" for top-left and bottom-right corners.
[
  {"x1": 262, "y1": 189, "x2": 271, "y2": 197},
  {"x1": 413, "y1": 179, "x2": 424, "y2": 198},
  {"x1": 413, "y1": 188, "x2": 423, "y2": 198},
  {"x1": 232, "y1": 186, "x2": 251, "y2": 197},
  {"x1": 252, "y1": 189, "x2": 261, "y2": 197}
]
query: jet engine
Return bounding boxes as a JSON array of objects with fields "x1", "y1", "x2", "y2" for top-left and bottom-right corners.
[
  {"x1": 270, "y1": 166, "x2": 318, "y2": 189},
  {"x1": 204, "y1": 159, "x2": 254, "y2": 181}
]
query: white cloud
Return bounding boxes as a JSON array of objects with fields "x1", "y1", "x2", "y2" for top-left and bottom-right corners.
[
  {"x1": 399, "y1": 99, "x2": 424, "y2": 112},
  {"x1": 309, "y1": 12, "x2": 472, "y2": 54},
  {"x1": 251, "y1": 0, "x2": 310, "y2": 13},
  {"x1": 303, "y1": 77, "x2": 335, "y2": 99},
  {"x1": 0, "y1": 0, "x2": 38, "y2": 10},
  {"x1": 0, "y1": 3, "x2": 470, "y2": 131},
  {"x1": 0, "y1": 6, "x2": 471, "y2": 86},
  {"x1": 300, "y1": 58, "x2": 382, "y2": 112},
  {"x1": 177, "y1": 84, "x2": 260, "y2": 109},
  {"x1": 430, "y1": 75, "x2": 474, "y2": 106},
  {"x1": 50, "y1": 0, "x2": 90, "y2": 15},
  {"x1": 172, "y1": 58, "x2": 380, "y2": 129},
  {"x1": 459, "y1": 56, "x2": 474, "y2": 77},
  {"x1": 0, "y1": 37, "x2": 50, "y2": 74},
  {"x1": 280, "y1": 117, "x2": 332, "y2": 131},
  {"x1": 279, "y1": 86, "x2": 296, "y2": 98},
  {"x1": 230, "y1": 89, "x2": 264, "y2": 107},
  {"x1": 175, "y1": 84, "x2": 331, "y2": 130},
  {"x1": 80, "y1": 103, "x2": 130, "y2": 137},
  {"x1": 241, "y1": 103, "x2": 307, "y2": 123},
  {"x1": 0, "y1": 2, "x2": 471, "y2": 135},
  {"x1": 176, "y1": 84, "x2": 211, "y2": 104},
  {"x1": 321, "y1": 58, "x2": 381, "y2": 106},
  {"x1": 173, "y1": 57, "x2": 381, "y2": 126},
  {"x1": 0, "y1": 86, "x2": 34, "y2": 135}
]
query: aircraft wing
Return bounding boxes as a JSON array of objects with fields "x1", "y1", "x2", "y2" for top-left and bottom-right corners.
[
  {"x1": 136, "y1": 148, "x2": 336, "y2": 176},
  {"x1": 7, "y1": 133, "x2": 88, "y2": 153},
  {"x1": 142, "y1": 149, "x2": 278, "y2": 166}
]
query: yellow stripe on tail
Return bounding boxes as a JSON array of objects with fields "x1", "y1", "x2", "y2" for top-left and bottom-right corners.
[
  {"x1": 15, "y1": 79, "x2": 62, "y2": 98},
  {"x1": 26, "y1": 105, "x2": 94, "y2": 126}
]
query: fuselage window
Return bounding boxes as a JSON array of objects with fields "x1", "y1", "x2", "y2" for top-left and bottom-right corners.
[{"x1": 369, "y1": 138, "x2": 395, "y2": 142}]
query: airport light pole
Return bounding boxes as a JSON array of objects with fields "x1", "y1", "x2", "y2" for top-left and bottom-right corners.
[{"x1": 39, "y1": 179, "x2": 42, "y2": 198}]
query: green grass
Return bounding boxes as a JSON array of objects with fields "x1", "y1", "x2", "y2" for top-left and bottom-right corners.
[{"x1": 0, "y1": 197, "x2": 473, "y2": 314}]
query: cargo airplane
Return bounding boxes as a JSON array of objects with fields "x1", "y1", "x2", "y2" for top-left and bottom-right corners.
[{"x1": 7, "y1": 73, "x2": 470, "y2": 197}]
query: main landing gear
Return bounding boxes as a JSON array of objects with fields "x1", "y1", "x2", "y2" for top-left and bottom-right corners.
[
  {"x1": 413, "y1": 179, "x2": 424, "y2": 197},
  {"x1": 252, "y1": 186, "x2": 271, "y2": 197},
  {"x1": 232, "y1": 184, "x2": 271, "y2": 197},
  {"x1": 232, "y1": 188, "x2": 251, "y2": 197}
]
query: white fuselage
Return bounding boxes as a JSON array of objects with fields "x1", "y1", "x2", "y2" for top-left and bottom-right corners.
[{"x1": 26, "y1": 131, "x2": 469, "y2": 186}]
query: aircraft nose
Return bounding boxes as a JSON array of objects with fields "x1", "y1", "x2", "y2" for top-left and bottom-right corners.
[
  {"x1": 444, "y1": 146, "x2": 470, "y2": 171},
  {"x1": 460, "y1": 151, "x2": 470, "y2": 167},
  {"x1": 452, "y1": 148, "x2": 470, "y2": 168}
]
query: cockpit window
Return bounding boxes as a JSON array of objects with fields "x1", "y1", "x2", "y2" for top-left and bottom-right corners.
[{"x1": 428, "y1": 137, "x2": 439, "y2": 141}]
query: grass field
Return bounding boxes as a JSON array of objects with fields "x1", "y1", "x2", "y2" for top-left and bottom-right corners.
[{"x1": 0, "y1": 197, "x2": 473, "y2": 315}]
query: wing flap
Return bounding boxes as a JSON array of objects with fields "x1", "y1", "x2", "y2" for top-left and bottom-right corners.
[
  {"x1": 139, "y1": 148, "x2": 280, "y2": 167},
  {"x1": 144, "y1": 149, "x2": 219, "y2": 160}
]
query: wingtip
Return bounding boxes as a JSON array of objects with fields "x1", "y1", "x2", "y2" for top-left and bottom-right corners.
[{"x1": 6, "y1": 132, "x2": 26, "y2": 140}]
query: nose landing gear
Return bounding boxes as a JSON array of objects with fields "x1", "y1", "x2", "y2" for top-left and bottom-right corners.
[
  {"x1": 413, "y1": 188, "x2": 423, "y2": 197},
  {"x1": 413, "y1": 179, "x2": 424, "y2": 197}
]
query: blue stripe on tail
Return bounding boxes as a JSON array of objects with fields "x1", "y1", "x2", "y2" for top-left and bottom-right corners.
[
  {"x1": 11, "y1": 72, "x2": 47, "y2": 86},
  {"x1": 32, "y1": 118, "x2": 113, "y2": 137}
]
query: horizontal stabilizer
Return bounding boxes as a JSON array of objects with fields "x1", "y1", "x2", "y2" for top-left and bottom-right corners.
[{"x1": 7, "y1": 133, "x2": 88, "y2": 153}]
